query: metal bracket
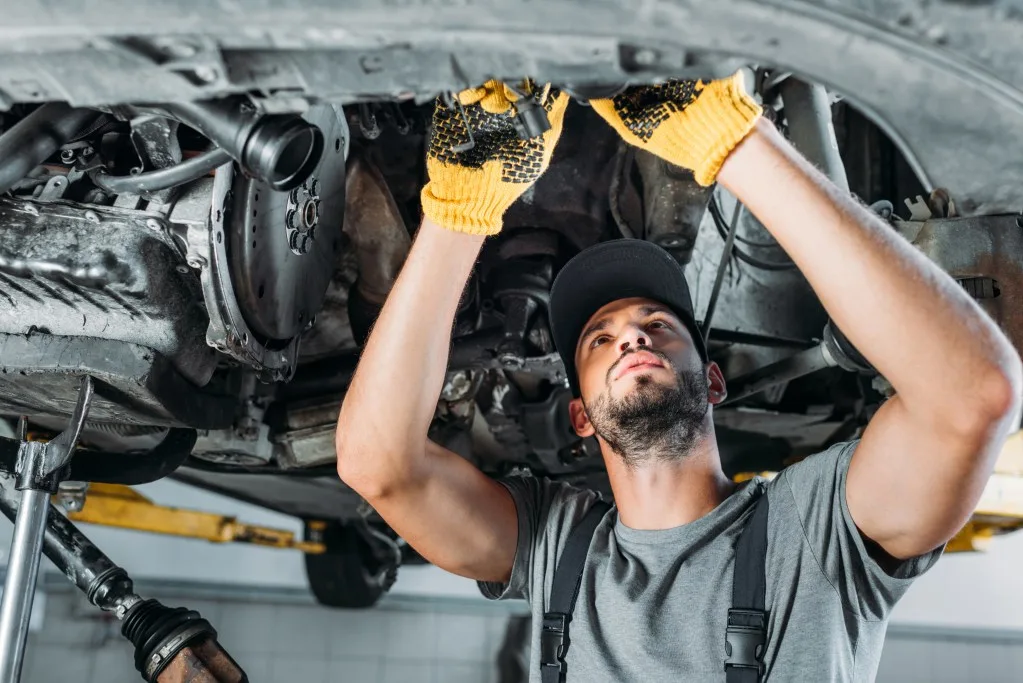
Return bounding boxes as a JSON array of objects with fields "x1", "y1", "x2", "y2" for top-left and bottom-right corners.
[{"x1": 14, "y1": 376, "x2": 94, "y2": 492}]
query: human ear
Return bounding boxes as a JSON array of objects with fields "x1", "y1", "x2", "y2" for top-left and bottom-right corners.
[
  {"x1": 707, "y1": 362, "x2": 728, "y2": 405},
  {"x1": 568, "y1": 397, "x2": 596, "y2": 437}
]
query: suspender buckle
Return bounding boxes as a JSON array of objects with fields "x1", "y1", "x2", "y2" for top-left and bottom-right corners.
[
  {"x1": 724, "y1": 608, "x2": 767, "y2": 674},
  {"x1": 540, "y1": 612, "x2": 568, "y2": 677}
]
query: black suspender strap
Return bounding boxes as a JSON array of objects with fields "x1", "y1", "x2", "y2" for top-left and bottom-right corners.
[
  {"x1": 725, "y1": 492, "x2": 770, "y2": 683},
  {"x1": 540, "y1": 500, "x2": 611, "y2": 683}
]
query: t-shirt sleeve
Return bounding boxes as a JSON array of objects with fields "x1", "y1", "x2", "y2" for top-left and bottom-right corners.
[
  {"x1": 776, "y1": 439, "x2": 943, "y2": 621},
  {"x1": 477, "y1": 474, "x2": 599, "y2": 603}
]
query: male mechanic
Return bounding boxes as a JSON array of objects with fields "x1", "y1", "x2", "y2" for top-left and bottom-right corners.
[{"x1": 335, "y1": 74, "x2": 1022, "y2": 681}]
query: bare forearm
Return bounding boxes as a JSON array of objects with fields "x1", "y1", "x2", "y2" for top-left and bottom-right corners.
[
  {"x1": 718, "y1": 120, "x2": 1022, "y2": 428},
  {"x1": 337, "y1": 219, "x2": 485, "y2": 482}
]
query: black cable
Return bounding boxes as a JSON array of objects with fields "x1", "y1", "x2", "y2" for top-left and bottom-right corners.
[
  {"x1": 730, "y1": 226, "x2": 786, "y2": 249},
  {"x1": 703, "y1": 199, "x2": 742, "y2": 344},
  {"x1": 708, "y1": 196, "x2": 797, "y2": 271},
  {"x1": 89, "y1": 147, "x2": 232, "y2": 195},
  {"x1": 0, "y1": 103, "x2": 100, "y2": 194}
]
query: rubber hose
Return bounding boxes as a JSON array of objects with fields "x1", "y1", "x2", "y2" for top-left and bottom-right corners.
[
  {"x1": 90, "y1": 147, "x2": 232, "y2": 195},
  {"x1": 0, "y1": 103, "x2": 99, "y2": 194}
]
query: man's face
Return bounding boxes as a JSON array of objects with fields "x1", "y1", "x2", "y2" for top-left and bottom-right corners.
[{"x1": 568, "y1": 297, "x2": 726, "y2": 466}]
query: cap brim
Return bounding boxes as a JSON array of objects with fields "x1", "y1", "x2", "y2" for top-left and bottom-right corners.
[{"x1": 549, "y1": 239, "x2": 706, "y2": 396}]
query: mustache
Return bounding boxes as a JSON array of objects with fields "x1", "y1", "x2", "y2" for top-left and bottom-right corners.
[{"x1": 606, "y1": 346, "x2": 674, "y2": 385}]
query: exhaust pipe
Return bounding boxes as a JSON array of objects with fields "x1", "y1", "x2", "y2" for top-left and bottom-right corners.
[
  {"x1": 162, "y1": 96, "x2": 324, "y2": 192},
  {"x1": 0, "y1": 103, "x2": 99, "y2": 194}
]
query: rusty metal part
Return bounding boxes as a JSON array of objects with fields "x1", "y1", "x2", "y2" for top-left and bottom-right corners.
[
  {"x1": 65, "y1": 482, "x2": 325, "y2": 553},
  {"x1": 121, "y1": 598, "x2": 246, "y2": 683},
  {"x1": 342, "y1": 155, "x2": 411, "y2": 306},
  {"x1": 274, "y1": 401, "x2": 339, "y2": 469},
  {"x1": 892, "y1": 213, "x2": 1023, "y2": 359},
  {"x1": 155, "y1": 636, "x2": 246, "y2": 683},
  {"x1": 633, "y1": 150, "x2": 713, "y2": 264},
  {"x1": 0, "y1": 195, "x2": 217, "y2": 387}
]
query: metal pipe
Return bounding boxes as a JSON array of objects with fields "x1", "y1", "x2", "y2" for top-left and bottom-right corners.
[
  {"x1": 90, "y1": 148, "x2": 231, "y2": 195},
  {"x1": 0, "y1": 103, "x2": 98, "y2": 194},
  {"x1": 161, "y1": 97, "x2": 323, "y2": 192},
  {"x1": 0, "y1": 489, "x2": 49, "y2": 682},
  {"x1": 722, "y1": 344, "x2": 836, "y2": 406},
  {"x1": 0, "y1": 477, "x2": 139, "y2": 615},
  {"x1": 778, "y1": 79, "x2": 850, "y2": 191}
]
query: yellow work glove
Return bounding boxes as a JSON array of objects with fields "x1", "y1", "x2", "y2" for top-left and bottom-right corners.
[
  {"x1": 590, "y1": 72, "x2": 762, "y2": 186},
  {"x1": 421, "y1": 80, "x2": 569, "y2": 235}
]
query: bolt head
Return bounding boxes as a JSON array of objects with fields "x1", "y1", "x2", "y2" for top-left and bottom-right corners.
[
  {"x1": 60, "y1": 149, "x2": 75, "y2": 163},
  {"x1": 146, "y1": 218, "x2": 162, "y2": 231},
  {"x1": 633, "y1": 48, "x2": 658, "y2": 67},
  {"x1": 192, "y1": 66, "x2": 218, "y2": 83},
  {"x1": 157, "y1": 39, "x2": 199, "y2": 59},
  {"x1": 498, "y1": 353, "x2": 524, "y2": 370},
  {"x1": 84, "y1": 210, "x2": 100, "y2": 223}
]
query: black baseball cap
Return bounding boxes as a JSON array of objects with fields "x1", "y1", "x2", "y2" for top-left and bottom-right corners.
[{"x1": 549, "y1": 239, "x2": 707, "y2": 396}]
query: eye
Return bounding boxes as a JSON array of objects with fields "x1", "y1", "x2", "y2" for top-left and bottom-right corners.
[
  {"x1": 646, "y1": 320, "x2": 670, "y2": 331},
  {"x1": 590, "y1": 334, "x2": 611, "y2": 349}
]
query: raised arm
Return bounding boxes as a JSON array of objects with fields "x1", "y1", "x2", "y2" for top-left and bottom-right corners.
[
  {"x1": 717, "y1": 120, "x2": 1022, "y2": 559},
  {"x1": 589, "y1": 72, "x2": 1022, "y2": 560},
  {"x1": 336, "y1": 82, "x2": 569, "y2": 582}
]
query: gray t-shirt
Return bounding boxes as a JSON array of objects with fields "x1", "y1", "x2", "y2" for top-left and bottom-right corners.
[{"x1": 479, "y1": 440, "x2": 942, "y2": 682}]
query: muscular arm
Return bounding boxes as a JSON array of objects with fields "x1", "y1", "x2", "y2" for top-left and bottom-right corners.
[
  {"x1": 335, "y1": 219, "x2": 517, "y2": 582},
  {"x1": 718, "y1": 120, "x2": 1023, "y2": 559}
]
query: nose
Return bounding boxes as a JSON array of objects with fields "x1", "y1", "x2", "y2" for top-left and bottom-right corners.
[{"x1": 618, "y1": 323, "x2": 648, "y2": 353}]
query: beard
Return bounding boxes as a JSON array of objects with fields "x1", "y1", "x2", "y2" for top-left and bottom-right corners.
[{"x1": 584, "y1": 349, "x2": 710, "y2": 468}]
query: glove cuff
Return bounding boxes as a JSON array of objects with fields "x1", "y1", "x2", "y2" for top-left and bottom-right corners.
[
  {"x1": 654, "y1": 74, "x2": 763, "y2": 186},
  {"x1": 421, "y1": 161, "x2": 518, "y2": 236}
]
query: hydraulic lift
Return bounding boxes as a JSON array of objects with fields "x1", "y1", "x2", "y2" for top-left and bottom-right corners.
[{"x1": 0, "y1": 377, "x2": 249, "y2": 683}]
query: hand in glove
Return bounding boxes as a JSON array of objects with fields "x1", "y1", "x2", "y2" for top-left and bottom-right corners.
[
  {"x1": 590, "y1": 72, "x2": 762, "y2": 186},
  {"x1": 421, "y1": 81, "x2": 569, "y2": 235}
]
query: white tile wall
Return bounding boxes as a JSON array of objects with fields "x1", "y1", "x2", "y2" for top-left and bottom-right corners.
[
  {"x1": 877, "y1": 631, "x2": 1023, "y2": 683},
  {"x1": 21, "y1": 587, "x2": 1023, "y2": 683},
  {"x1": 21, "y1": 589, "x2": 509, "y2": 683}
]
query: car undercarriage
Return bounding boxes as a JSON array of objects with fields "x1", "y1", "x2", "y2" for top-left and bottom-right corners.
[{"x1": 1, "y1": 0, "x2": 1022, "y2": 609}]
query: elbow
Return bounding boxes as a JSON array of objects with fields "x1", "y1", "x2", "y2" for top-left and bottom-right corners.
[
  {"x1": 335, "y1": 431, "x2": 373, "y2": 492},
  {"x1": 961, "y1": 353, "x2": 1023, "y2": 437},
  {"x1": 335, "y1": 432, "x2": 412, "y2": 502},
  {"x1": 335, "y1": 432, "x2": 355, "y2": 485},
  {"x1": 334, "y1": 408, "x2": 378, "y2": 492}
]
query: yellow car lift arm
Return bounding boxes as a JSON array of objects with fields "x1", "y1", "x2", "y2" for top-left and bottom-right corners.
[{"x1": 60, "y1": 483, "x2": 326, "y2": 554}]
